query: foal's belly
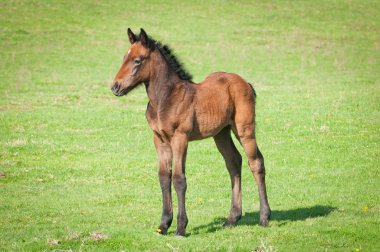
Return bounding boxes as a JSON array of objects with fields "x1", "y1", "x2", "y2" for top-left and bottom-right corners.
[
  {"x1": 189, "y1": 90, "x2": 232, "y2": 141},
  {"x1": 189, "y1": 118, "x2": 229, "y2": 141}
]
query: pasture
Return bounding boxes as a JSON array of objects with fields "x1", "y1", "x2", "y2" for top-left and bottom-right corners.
[{"x1": 1, "y1": 0, "x2": 379, "y2": 251}]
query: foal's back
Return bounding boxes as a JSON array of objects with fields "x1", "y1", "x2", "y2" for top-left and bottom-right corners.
[{"x1": 189, "y1": 72, "x2": 256, "y2": 140}]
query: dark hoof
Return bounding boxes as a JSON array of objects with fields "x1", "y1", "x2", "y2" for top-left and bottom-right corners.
[
  {"x1": 259, "y1": 209, "x2": 271, "y2": 227},
  {"x1": 155, "y1": 227, "x2": 167, "y2": 235},
  {"x1": 174, "y1": 230, "x2": 186, "y2": 237},
  {"x1": 259, "y1": 219, "x2": 269, "y2": 227},
  {"x1": 223, "y1": 214, "x2": 241, "y2": 228},
  {"x1": 223, "y1": 220, "x2": 236, "y2": 228}
]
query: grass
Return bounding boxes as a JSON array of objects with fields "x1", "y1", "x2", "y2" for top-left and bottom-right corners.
[{"x1": 0, "y1": 0, "x2": 379, "y2": 251}]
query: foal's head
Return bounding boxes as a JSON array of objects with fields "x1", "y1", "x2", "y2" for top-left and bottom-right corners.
[{"x1": 111, "y1": 28, "x2": 155, "y2": 96}]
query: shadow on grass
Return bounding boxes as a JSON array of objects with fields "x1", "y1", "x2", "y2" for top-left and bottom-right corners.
[{"x1": 190, "y1": 205, "x2": 336, "y2": 235}]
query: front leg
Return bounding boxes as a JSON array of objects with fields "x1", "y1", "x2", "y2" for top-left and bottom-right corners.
[
  {"x1": 154, "y1": 135, "x2": 173, "y2": 235},
  {"x1": 171, "y1": 133, "x2": 189, "y2": 237}
]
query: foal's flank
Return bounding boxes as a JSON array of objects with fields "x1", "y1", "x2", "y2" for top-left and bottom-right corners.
[{"x1": 111, "y1": 28, "x2": 271, "y2": 236}]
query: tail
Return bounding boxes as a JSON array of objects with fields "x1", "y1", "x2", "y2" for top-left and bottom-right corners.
[{"x1": 248, "y1": 82, "x2": 257, "y2": 98}]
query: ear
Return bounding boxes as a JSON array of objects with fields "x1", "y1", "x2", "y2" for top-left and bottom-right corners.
[
  {"x1": 139, "y1": 28, "x2": 152, "y2": 49},
  {"x1": 127, "y1": 28, "x2": 137, "y2": 44}
]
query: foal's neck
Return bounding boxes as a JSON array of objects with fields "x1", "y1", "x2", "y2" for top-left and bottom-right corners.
[{"x1": 145, "y1": 52, "x2": 189, "y2": 110}]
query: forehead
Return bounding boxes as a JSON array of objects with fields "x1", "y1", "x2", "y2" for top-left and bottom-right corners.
[{"x1": 127, "y1": 42, "x2": 149, "y2": 58}]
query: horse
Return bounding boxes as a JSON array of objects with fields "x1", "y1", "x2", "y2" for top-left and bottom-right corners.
[{"x1": 111, "y1": 28, "x2": 271, "y2": 236}]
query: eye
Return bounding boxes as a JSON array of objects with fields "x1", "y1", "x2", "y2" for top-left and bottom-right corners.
[{"x1": 134, "y1": 58, "x2": 142, "y2": 65}]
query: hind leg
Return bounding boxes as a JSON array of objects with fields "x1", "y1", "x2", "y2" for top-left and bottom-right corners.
[
  {"x1": 213, "y1": 127, "x2": 242, "y2": 227},
  {"x1": 233, "y1": 125, "x2": 271, "y2": 226}
]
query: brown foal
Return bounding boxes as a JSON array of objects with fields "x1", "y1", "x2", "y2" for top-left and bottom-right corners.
[{"x1": 111, "y1": 28, "x2": 271, "y2": 236}]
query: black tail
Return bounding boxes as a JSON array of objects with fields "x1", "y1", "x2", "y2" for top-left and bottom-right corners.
[{"x1": 248, "y1": 82, "x2": 257, "y2": 98}]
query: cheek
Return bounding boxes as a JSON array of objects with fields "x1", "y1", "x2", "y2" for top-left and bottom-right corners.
[
  {"x1": 139, "y1": 63, "x2": 149, "y2": 77},
  {"x1": 131, "y1": 63, "x2": 147, "y2": 77},
  {"x1": 131, "y1": 65, "x2": 139, "y2": 76}
]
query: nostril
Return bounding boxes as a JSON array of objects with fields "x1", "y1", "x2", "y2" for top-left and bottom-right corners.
[{"x1": 111, "y1": 83, "x2": 120, "y2": 92}]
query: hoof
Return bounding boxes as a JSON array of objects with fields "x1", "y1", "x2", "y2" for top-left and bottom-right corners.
[
  {"x1": 154, "y1": 227, "x2": 167, "y2": 235},
  {"x1": 259, "y1": 219, "x2": 269, "y2": 227},
  {"x1": 259, "y1": 208, "x2": 271, "y2": 227},
  {"x1": 174, "y1": 230, "x2": 186, "y2": 237},
  {"x1": 223, "y1": 221, "x2": 236, "y2": 228},
  {"x1": 223, "y1": 214, "x2": 241, "y2": 228},
  {"x1": 174, "y1": 234, "x2": 186, "y2": 238},
  {"x1": 154, "y1": 231, "x2": 163, "y2": 236}
]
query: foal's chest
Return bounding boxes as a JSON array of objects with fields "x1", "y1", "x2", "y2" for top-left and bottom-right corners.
[
  {"x1": 145, "y1": 103, "x2": 175, "y2": 142},
  {"x1": 145, "y1": 102, "x2": 194, "y2": 142}
]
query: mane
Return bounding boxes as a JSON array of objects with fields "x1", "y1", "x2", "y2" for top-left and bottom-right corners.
[
  {"x1": 154, "y1": 41, "x2": 193, "y2": 81},
  {"x1": 136, "y1": 33, "x2": 193, "y2": 81}
]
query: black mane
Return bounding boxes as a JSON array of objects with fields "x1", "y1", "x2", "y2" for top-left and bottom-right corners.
[
  {"x1": 155, "y1": 42, "x2": 193, "y2": 81},
  {"x1": 135, "y1": 32, "x2": 193, "y2": 81}
]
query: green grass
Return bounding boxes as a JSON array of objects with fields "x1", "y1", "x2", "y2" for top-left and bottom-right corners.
[{"x1": 1, "y1": 0, "x2": 379, "y2": 251}]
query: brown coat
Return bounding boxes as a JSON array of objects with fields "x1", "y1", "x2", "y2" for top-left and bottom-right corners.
[{"x1": 111, "y1": 28, "x2": 270, "y2": 236}]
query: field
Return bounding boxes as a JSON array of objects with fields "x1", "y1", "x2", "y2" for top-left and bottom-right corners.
[{"x1": 1, "y1": 0, "x2": 379, "y2": 251}]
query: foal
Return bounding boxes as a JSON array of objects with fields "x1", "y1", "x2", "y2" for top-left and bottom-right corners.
[{"x1": 111, "y1": 28, "x2": 271, "y2": 236}]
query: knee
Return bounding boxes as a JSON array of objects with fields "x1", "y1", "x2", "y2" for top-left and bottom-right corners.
[
  {"x1": 173, "y1": 173, "x2": 187, "y2": 190},
  {"x1": 158, "y1": 168, "x2": 171, "y2": 178},
  {"x1": 158, "y1": 169, "x2": 172, "y2": 191}
]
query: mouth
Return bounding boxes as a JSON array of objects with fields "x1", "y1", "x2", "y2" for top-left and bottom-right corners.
[{"x1": 111, "y1": 83, "x2": 134, "y2": 97}]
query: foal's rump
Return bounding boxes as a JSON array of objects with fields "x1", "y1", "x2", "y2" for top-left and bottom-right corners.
[{"x1": 190, "y1": 72, "x2": 256, "y2": 140}]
